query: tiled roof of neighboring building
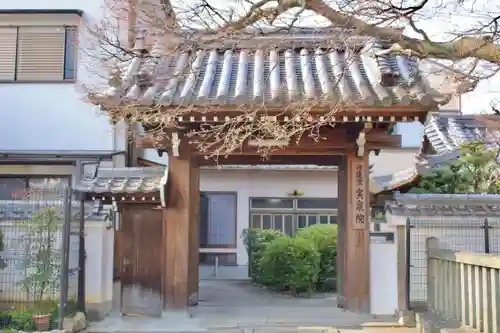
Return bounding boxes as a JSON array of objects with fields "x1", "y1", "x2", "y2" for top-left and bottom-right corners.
[
  {"x1": 374, "y1": 113, "x2": 500, "y2": 193},
  {"x1": 424, "y1": 113, "x2": 500, "y2": 154},
  {"x1": 73, "y1": 167, "x2": 166, "y2": 194},
  {"x1": 0, "y1": 201, "x2": 92, "y2": 221},
  {"x1": 386, "y1": 192, "x2": 500, "y2": 216},
  {"x1": 103, "y1": 28, "x2": 449, "y2": 107}
]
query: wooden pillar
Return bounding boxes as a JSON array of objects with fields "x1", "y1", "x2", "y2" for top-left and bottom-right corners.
[
  {"x1": 337, "y1": 152, "x2": 370, "y2": 312},
  {"x1": 188, "y1": 164, "x2": 200, "y2": 305},
  {"x1": 163, "y1": 154, "x2": 200, "y2": 310}
]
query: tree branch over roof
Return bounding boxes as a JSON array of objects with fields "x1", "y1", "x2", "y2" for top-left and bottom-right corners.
[
  {"x1": 81, "y1": 0, "x2": 500, "y2": 159},
  {"x1": 217, "y1": 0, "x2": 500, "y2": 64}
]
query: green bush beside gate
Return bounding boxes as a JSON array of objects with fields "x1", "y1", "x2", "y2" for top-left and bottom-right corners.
[{"x1": 242, "y1": 224, "x2": 338, "y2": 295}]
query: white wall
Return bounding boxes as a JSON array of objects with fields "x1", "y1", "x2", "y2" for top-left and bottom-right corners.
[
  {"x1": 369, "y1": 223, "x2": 398, "y2": 315},
  {"x1": 369, "y1": 148, "x2": 419, "y2": 178},
  {"x1": 0, "y1": 0, "x2": 126, "y2": 153},
  {"x1": 200, "y1": 168, "x2": 338, "y2": 266},
  {"x1": 85, "y1": 220, "x2": 114, "y2": 316}
]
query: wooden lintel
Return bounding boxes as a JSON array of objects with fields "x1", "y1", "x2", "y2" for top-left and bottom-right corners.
[
  {"x1": 366, "y1": 134, "x2": 402, "y2": 149},
  {"x1": 196, "y1": 154, "x2": 343, "y2": 166}
]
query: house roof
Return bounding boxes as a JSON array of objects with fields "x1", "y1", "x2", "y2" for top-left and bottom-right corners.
[
  {"x1": 73, "y1": 167, "x2": 166, "y2": 194},
  {"x1": 0, "y1": 150, "x2": 125, "y2": 161},
  {"x1": 424, "y1": 113, "x2": 500, "y2": 154},
  {"x1": 103, "y1": 28, "x2": 449, "y2": 108},
  {"x1": 0, "y1": 201, "x2": 89, "y2": 221},
  {"x1": 373, "y1": 113, "x2": 500, "y2": 193},
  {"x1": 385, "y1": 192, "x2": 500, "y2": 217}
]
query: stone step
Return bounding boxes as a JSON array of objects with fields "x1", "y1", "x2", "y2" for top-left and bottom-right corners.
[
  {"x1": 86, "y1": 325, "x2": 421, "y2": 333},
  {"x1": 209, "y1": 326, "x2": 421, "y2": 332}
]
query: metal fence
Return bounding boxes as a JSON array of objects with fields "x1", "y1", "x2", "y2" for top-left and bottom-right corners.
[
  {"x1": 406, "y1": 216, "x2": 500, "y2": 309},
  {"x1": 0, "y1": 187, "x2": 84, "y2": 330}
]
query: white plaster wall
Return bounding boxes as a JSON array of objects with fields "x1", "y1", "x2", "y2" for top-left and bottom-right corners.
[
  {"x1": 370, "y1": 223, "x2": 398, "y2": 315},
  {"x1": 84, "y1": 220, "x2": 114, "y2": 311},
  {"x1": 369, "y1": 148, "x2": 419, "y2": 178},
  {"x1": 200, "y1": 168, "x2": 338, "y2": 266},
  {"x1": 0, "y1": 0, "x2": 127, "y2": 153}
]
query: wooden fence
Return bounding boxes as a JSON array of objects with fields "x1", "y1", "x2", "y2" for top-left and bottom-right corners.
[{"x1": 427, "y1": 238, "x2": 500, "y2": 333}]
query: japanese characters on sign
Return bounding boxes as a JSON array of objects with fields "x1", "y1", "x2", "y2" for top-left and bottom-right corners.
[{"x1": 352, "y1": 161, "x2": 367, "y2": 229}]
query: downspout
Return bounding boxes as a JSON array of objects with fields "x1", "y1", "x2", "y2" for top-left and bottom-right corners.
[{"x1": 112, "y1": 123, "x2": 117, "y2": 168}]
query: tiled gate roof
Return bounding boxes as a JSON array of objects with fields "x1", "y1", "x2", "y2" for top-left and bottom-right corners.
[
  {"x1": 104, "y1": 28, "x2": 449, "y2": 108},
  {"x1": 73, "y1": 167, "x2": 166, "y2": 194}
]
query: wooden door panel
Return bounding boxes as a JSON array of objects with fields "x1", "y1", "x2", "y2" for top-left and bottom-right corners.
[{"x1": 119, "y1": 206, "x2": 163, "y2": 317}]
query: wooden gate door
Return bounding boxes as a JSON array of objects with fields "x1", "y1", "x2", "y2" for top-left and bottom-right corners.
[{"x1": 120, "y1": 206, "x2": 163, "y2": 317}]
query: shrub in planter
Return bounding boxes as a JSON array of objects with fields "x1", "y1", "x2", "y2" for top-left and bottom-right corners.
[
  {"x1": 7, "y1": 310, "x2": 36, "y2": 331},
  {"x1": 241, "y1": 228, "x2": 283, "y2": 283},
  {"x1": 296, "y1": 224, "x2": 338, "y2": 291},
  {"x1": 259, "y1": 236, "x2": 320, "y2": 295}
]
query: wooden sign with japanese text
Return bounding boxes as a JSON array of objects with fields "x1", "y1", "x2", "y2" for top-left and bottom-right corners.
[{"x1": 352, "y1": 158, "x2": 367, "y2": 230}]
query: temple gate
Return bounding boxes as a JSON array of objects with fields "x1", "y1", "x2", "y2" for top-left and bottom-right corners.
[{"x1": 80, "y1": 28, "x2": 449, "y2": 315}]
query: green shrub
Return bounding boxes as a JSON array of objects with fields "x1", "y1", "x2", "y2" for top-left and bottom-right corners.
[
  {"x1": 297, "y1": 224, "x2": 338, "y2": 291},
  {"x1": 7, "y1": 310, "x2": 36, "y2": 331},
  {"x1": 241, "y1": 228, "x2": 283, "y2": 283},
  {"x1": 259, "y1": 236, "x2": 320, "y2": 295}
]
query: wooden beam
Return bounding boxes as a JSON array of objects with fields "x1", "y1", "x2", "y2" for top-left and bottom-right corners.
[
  {"x1": 337, "y1": 152, "x2": 370, "y2": 312},
  {"x1": 157, "y1": 104, "x2": 432, "y2": 117},
  {"x1": 136, "y1": 126, "x2": 401, "y2": 152},
  {"x1": 367, "y1": 134, "x2": 402, "y2": 149},
  {"x1": 195, "y1": 154, "x2": 343, "y2": 166}
]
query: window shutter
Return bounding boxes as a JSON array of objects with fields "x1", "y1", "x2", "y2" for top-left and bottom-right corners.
[
  {"x1": 0, "y1": 28, "x2": 17, "y2": 81},
  {"x1": 16, "y1": 26, "x2": 65, "y2": 81}
]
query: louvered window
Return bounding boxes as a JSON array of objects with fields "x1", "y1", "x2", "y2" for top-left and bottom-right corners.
[{"x1": 0, "y1": 26, "x2": 77, "y2": 82}]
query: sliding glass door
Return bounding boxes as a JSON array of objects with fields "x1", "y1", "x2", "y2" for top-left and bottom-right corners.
[{"x1": 249, "y1": 197, "x2": 337, "y2": 236}]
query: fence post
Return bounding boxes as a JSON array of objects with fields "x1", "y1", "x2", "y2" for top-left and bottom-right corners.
[
  {"x1": 405, "y1": 217, "x2": 412, "y2": 310},
  {"x1": 483, "y1": 218, "x2": 490, "y2": 254},
  {"x1": 76, "y1": 197, "x2": 86, "y2": 313},
  {"x1": 58, "y1": 187, "x2": 72, "y2": 330}
]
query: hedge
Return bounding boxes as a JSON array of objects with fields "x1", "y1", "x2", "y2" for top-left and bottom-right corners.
[
  {"x1": 241, "y1": 228, "x2": 283, "y2": 283},
  {"x1": 296, "y1": 224, "x2": 338, "y2": 291},
  {"x1": 260, "y1": 236, "x2": 320, "y2": 294},
  {"x1": 242, "y1": 224, "x2": 338, "y2": 294}
]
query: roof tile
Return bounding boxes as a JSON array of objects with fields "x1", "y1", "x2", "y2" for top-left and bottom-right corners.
[
  {"x1": 103, "y1": 30, "x2": 449, "y2": 108},
  {"x1": 74, "y1": 167, "x2": 166, "y2": 194}
]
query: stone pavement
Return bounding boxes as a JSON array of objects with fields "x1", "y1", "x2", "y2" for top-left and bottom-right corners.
[{"x1": 86, "y1": 280, "x2": 407, "y2": 333}]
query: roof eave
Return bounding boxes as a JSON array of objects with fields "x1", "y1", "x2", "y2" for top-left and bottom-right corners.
[{"x1": 0, "y1": 9, "x2": 83, "y2": 16}]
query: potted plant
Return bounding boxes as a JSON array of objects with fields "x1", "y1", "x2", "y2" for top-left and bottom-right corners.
[{"x1": 17, "y1": 207, "x2": 61, "y2": 331}]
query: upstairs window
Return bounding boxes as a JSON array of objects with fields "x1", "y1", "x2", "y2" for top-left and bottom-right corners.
[{"x1": 0, "y1": 26, "x2": 77, "y2": 82}]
